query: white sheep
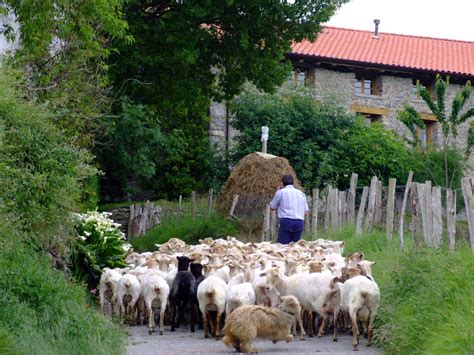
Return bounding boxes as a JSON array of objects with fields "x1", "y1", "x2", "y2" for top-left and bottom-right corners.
[
  {"x1": 115, "y1": 273, "x2": 141, "y2": 325},
  {"x1": 99, "y1": 268, "x2": 123, "y2": 316},
  {"x1": 141, "y1": 272, "x2": 170, "y2": 335},
  {"x1": 225, "y1": 282, "x2": 256, "y2": 316},
  {"x1": 197, "y1": 275, "x2": 227, "y2": 338},
  {"x1": 340, "y1": 267, "x2": 380, "y2": 351}
]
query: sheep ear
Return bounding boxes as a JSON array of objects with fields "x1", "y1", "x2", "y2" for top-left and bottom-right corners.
[{"x1": 371, "y1": 261, "x2": 376, "y2": 265}]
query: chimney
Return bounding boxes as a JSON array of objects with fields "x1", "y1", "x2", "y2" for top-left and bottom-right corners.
[{"x1": 373, "y1": 19, "x2": 380, "y2": 38}]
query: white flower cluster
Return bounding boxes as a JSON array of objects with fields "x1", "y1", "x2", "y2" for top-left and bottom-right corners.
[{"x1": 74, "y1": 210, "x2": 127, "y2": 241}]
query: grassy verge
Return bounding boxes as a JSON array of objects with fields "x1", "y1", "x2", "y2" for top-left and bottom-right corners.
[
  {"x1": 0, "y1": 228, "x2": 125, "y2": 355},
  {"x1": 316, "y1": 227, "x2": 473, "y2": 354},
  {"x1": 131, "y1": 213, "x2": 239, "y2": 252}
]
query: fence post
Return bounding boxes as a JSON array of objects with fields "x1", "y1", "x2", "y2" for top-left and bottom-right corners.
[
  {"x1": 347, "y1": 173, "x2": 358, "y2": 224},
  {"x1": 311, "y1": 188, "x2": 319, "y2": 240},
  {"x1": 270, "y1": 209, "x2": 278, "y2": 242},
  {"x1": 177, "y1": 194, "x2": 183, "y2": 219},
  {"x1": 338, "y1": 190, "x2": 347, "y2": 228},
  {"x1": 431, "y1": 186, "x2": 442, "y2": 249},
  {"x1": 330, "y1": 187, "x2": 339, "y2": 230},
  {"x1": 324, "y1": 188, "x2": 330, "y2": 230},
  {"x1": 446, "y1": 189, "x2": 456, "y2": 251},
  {"x1": 305, "y1": 194, "x2": 311, "y2": 234},
  {"x1": 424, "y1": 181, "x2": 433, "y2": 246},
  {"x1": 411, "y1": 183, "x2": 422, "y2": 248},
  {"x1": 207, "y1": 188, "x2": 213, "y2": 217},
  {"x1": 399, "y1": 171, "x2": 413, "y2": 250},
  {"x1": 262, "y1": 204, "x2": 271, "y2": 242},
  {"x1": 365, "y1": 176, "x2": 378, "y2": 233},
  {"x1": 229, "y1": 194, "x2": 239, "y2": 218},
  {"x1": 191, "y1": 191, "x2": 197, "y2": 219},
  {"x1": 461, "y1": 177, "x2": 474, "y2": 250},
  {"x1": 386, "y1": 178, "x2": 396, "y2": 241},
  {"x1": 356, "y1": 186, "x2": 369, "y2": 237},
  {"x1": 417, "y1": 182, "x2": 428, "y2": 246},
  {"x1": 374, "y1": 181, "x2": 383, "y2": 226}
]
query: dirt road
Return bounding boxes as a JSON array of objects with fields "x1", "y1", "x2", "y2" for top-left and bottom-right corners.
[{"x1": 125, "y1": 324, "x2": 382, "y2": 355}]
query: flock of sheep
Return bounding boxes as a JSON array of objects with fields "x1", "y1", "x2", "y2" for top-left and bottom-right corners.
[{"x1": 99, "y1": 237, "x2": 380, "y2": 352}]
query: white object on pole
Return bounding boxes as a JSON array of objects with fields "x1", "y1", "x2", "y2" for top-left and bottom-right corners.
[{"x1": 261, "y1": 126, "x2": 269, "y2": 141}]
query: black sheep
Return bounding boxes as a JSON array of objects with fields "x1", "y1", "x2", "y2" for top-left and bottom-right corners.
[
  {"x1": 169, "y1": 256, "x2": 197, "y2": 332},
  {"x1": 190, "y1": 262, "x2": 205, "y2": 329}
]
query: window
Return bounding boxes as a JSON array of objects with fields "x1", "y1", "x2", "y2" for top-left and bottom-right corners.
[
  {"x1": 291, "y1": 68, "x2": 315, "y2": 86},
  {"x1": 412, "y1": 78, "x2": 434, "y2": 98},
  {"x1": 359, "y1": 113, "x2": 383, "y2": 124},
  {"x1": 355, "y1": 75, "x2": 381, "y2": 96},
  {"x1": 417, "y1": 120, "x2": 434, "y2": 147}
]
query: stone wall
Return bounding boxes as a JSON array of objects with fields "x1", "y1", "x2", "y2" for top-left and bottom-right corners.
[{"x1": 209, "y1": 67, "x2": 474, "y2": 168}]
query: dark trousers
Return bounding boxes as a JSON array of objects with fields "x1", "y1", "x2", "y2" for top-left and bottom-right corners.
[{"x1": 278, "y1": 218, "x2": 304, "y2": 244}]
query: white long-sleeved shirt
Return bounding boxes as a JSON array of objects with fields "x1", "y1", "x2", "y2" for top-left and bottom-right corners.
[{"x1": 270, "y1": 185, "x2": 308, "y2": 220}]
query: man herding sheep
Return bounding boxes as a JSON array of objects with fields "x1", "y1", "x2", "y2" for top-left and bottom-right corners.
[{"x1": 270, "y1": 175, "x2": 309, "y2": 244}]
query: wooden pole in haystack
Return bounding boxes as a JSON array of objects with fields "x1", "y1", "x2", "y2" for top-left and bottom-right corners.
[{"x1": 261, "y1": 126, "x2": 269, "y2": 154}]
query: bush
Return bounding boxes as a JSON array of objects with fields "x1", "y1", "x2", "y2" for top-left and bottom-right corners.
[
  {"x1": 411, "y1": 148, "x2": 465, "y2": 190},
  {"x1": 319, "y1": 227, "x2": 474, "y2": 354},
  {"x1": 324, "y1": 119, "x2": 418, "y2": 188},
  {"x1": 131, "y1": 214, "x2": 238, "y2": 252},
  {"x1": 0, "y1": 69, "x2": 96, "y2": 246},
  {"x1": 230, "y1": 87, "x2": 356, "y2": 190},
  {"x1": 0, "y1": 227, "x2": 125, "y2": 354},
  {"x1": 71, "y1": 211, "x2": 132, "y2": 287}
]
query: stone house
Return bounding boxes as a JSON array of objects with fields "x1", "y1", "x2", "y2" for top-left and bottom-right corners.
[{"x1": 210, "y1": 25, "x2": 474, "y2": 164}]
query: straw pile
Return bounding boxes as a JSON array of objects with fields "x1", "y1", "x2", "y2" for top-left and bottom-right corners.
[{"x1": 218, "y1": 152, "x2": 303, "y2": 215}]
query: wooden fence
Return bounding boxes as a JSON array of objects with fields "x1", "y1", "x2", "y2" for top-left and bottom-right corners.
[{"x1": 254, "y1": 172, "x2": 473, "y2": 250}]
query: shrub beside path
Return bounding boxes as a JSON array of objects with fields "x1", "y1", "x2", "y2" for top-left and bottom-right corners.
[{"x1": 125, "y1": 324, "x2": 382, "y2": 354}]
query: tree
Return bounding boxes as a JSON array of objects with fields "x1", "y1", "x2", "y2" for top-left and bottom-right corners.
[
  {"x1": 99, "y1": 0, "x2": 347, "y2": 198},
  {"x1": 0, "y1": 0, "x2": 131, "y2": 146},
  {"x1": 230, "y1": 87, "x2": 357, "y2": 189},
  {"x1": 398, "y1": 75, "x2": 474, "y2": 188}
]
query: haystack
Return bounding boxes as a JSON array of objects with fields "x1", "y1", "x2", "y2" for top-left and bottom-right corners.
[{"x1": 218, "y1": 152, "x2": 303, "y2": 216}]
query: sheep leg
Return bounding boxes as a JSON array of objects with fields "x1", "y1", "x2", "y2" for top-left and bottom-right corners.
[
  {"x1": 159, "y1": 305, "x2": 165, "y2": 335},
  {"x1": 190, "y1": 303, "x2": 195, "y2": 333},
  {"x1": 366, "y1": 310, "x2": 375, "y2": 346},
  {"x1": 240, "y1": 342, "x2": 258, "y2": 353},
  {"x1": 350, "y1": 312, "x2": 359, "y2": 351},
  {"x1": 318, "y1": 313, "x2": 328, "y2": 337},
  {"x1": 203, "y1": 312, "x2": 210, "y2": 338},
  {"x1": 170, "y1": 302, "x2": 176, "y2": 332},
  {"x1": 297, "y1": 311, "x2": 306, "y2": 340},
  {"x1": 148, "y1": 306, "x2": 155, "y2": 335},
  {"x1": 333, "y1": 310, "x2": 338, "y2": 342},
  {"x1": 215, "y1": 312, "x2": 222, "y2": 339},
  {"x1": 308, "y1": 311, "x2": 314, "y2": 338}
]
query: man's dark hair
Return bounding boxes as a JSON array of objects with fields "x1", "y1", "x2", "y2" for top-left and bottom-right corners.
[{"x1": 282, "y1": 174, "x2": 294, "y2": 186}]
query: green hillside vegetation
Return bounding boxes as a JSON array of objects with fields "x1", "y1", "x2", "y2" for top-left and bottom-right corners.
[
  {"x1": 0, "y1": 70, "x2": 124, "y2": 354},
  {"x1": 323, "y1": 228, "x2": 474, "y2": 354}
]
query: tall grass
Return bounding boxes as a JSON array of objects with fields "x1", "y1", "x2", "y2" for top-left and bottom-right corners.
[
  {"x1": 318, "y1": 227, "x2": 474, "y2": 354},
  {"x1": 0, "y1": 227, "x2": 125, "y2": 355}
]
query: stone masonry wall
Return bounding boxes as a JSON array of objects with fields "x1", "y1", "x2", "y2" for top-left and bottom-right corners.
[{"x1": 209, "y1": 68, "x2": 474, "y2": 168}]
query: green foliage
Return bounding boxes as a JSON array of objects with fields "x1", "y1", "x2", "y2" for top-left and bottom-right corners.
[
  {"x1": 71, "y1": 211, "x2": 131, "y2": 287},
  {"x1": 411, "y1": 148, "x2": 465, "y2": 190},
  {"x1": 319, "y1": 227, "x2": 473, "y2": 354},
  {"x1": 96, "y1": 98, "x2": 226, "y2": 199},
  {"x1": 1, "y1": 0, "x2": 131, "y2": 146},
  {"x1": 397, "y1": 104, "x2": 425, "y2": 147},
  {"x1": 0, "y1": 226, "x2": 125, "y2": 355},
  {"x1": 324, "y1": 119, "x2": 418, "y2": 188},
  {"x1": 230, "y1": 88, "x2": 356, "y2": 189},
  {"x1": 131, "y1": 214, "x2": 238, "y2": 253},
  {"x1": 0, "y1": 69, "x2": 97, "y2": 245}
]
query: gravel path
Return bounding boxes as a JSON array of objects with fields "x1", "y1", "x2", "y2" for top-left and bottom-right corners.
[{"x1": 125, "y1": 324, "x2": 382, "y2": 355}]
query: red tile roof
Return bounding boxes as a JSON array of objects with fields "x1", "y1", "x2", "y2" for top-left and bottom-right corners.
[{"x1": 291, "y1": 27, "x2": 474, "y2": 77}]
